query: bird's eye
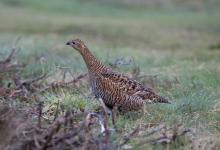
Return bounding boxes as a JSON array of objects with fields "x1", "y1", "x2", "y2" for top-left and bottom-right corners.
[{"x1": 72, "y1": 41, "x2": 76, "y2": 44}]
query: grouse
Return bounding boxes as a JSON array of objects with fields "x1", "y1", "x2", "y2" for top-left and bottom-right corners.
[{"x1": 66, "y1": 39, "x2": 170, "y2": 113}]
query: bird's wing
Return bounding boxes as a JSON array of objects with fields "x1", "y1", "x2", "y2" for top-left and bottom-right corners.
[
  {"x1": 101, "y1": 71, "x2": 152, "y2": 96},
  {"x1": 100, "y1": 71, "x2": 169, "y2": 103}
]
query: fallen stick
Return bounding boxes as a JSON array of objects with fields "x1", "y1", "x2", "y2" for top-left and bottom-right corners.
[{"x1": 119, "y1": 124, "x2": 140, "y2": 148}]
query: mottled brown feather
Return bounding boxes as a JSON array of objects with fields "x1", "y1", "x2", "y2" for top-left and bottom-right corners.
[
  {"x1": 101, "y1": 71, "x2": 169, "y2": 103},
  {"x1": 66, "y1": 39, "x2": 170, "y2": 112}
]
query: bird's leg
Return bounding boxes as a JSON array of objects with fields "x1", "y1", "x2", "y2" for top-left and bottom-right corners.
[
  {"x1": 98, "y1": 98, "x2": 110, "y2": 134},
  {"x1": 98, "y1": 98, "x2": 111, "y2": 116},
  {"x1": 111, "y1": 105, "x2": 118, "y2": 128},
  {"x1": 98, "y1": 98, "x2": 116, "y2": 133},
  {"x1": 143, "y1": 103, "x2": 148, "y2": 115}
]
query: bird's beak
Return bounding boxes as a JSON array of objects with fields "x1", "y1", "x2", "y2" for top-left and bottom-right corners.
[{"x1": 66, "y1": 41, "x2": 71, "y2": 45}]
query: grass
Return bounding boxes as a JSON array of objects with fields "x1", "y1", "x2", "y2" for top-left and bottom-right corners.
[{"x1": 0, "y1": 0, "x2": 220, "y2": 149}]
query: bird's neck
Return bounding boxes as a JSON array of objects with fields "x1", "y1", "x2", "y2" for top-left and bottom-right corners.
[{"x1": 79, "y1": 47, "x2": 108, "y2": 73}]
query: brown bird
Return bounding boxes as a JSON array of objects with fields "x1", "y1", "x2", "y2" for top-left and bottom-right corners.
[{"x1": 66, "y1": 39, "x2": 170, "y2": 113}]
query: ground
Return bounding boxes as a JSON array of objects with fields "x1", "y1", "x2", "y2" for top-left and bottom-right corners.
[{"x1": 0, "y1": 0, "x2": 220, "y2": 149}]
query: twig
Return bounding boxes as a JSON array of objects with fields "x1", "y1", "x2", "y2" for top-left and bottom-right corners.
[
  {"x1": 41, "y1": 121, "x2": 61, "y2": 150},
  {"x1": 38, "y1": 102, "x2": 43, "y2": 128},
  {"x1": 119, "y1": 124, "x2": 140, "y2": 148},
  {"x1": 136, "y1": 125, "x2": 191, "y2": 148},
  {"x1": 14, "y1": 73, "x2": 48, "y2": 89},
  {"x1": 36, "y1": 73, "x2": 88, "y2": 98},
  {"x1": 53, "y1": 99, "x2": 60, "y2": 122},
  {"x1": 0, "y1": 48, "x2": 17, "y2": 64},
  {"x1": 149, "y1": 128, "x2": 191, "y2": 145},
  {"x1": 24, "y1": 73, "x2": 48, "y2": 85},
  {"x1": 0, "y1": 47, "x2": 24, "y2": 73},
  {"x1": 0, "y1": 64, "x2": 24, "y2": 73},
  {"x1": 67, "y1": 73, "x2": 88, "y2": 85},
  {"x1": 142, "y1": 124, "x2": 166, "y2": 137}
]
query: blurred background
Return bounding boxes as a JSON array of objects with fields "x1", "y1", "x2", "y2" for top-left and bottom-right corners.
[{"x1": 1, "y1": 0, "x2": 220, "y2": 46}]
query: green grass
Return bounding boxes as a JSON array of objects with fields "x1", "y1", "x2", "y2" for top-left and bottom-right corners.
[{"x1": 0, "y1": 0, "x2": 220, "y2": 149}]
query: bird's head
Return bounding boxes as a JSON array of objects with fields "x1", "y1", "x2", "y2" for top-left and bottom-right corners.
[{"x1": 66, "y1": 39, "x2": 86, "y2": 51}]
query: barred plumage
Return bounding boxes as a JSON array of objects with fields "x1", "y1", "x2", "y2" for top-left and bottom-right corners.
[{"x1": 66, "y1": 39, "x2": 170, "y2": 113}]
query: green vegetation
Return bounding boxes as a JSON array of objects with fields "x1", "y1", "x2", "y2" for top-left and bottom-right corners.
[{"x1": 0, "y1": 0, "x2": 220, "y2": 149}]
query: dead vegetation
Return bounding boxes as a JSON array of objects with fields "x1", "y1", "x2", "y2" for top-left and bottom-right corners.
[
  {"x1": 0, "y1": 104, "x2": 195, "y2": 150},
  {"x1": 2, "y1": 103, "x2": 219, "y2": 150}
]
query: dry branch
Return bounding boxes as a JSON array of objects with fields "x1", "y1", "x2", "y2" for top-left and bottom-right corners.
[
  {"x1": 37, "y1": 73, "x2": 88, "y2": 92},
  {"x1": 0, "y1": 48, "x2": 24, "y2": 73},
  {"x1": 119, "y1": 124, "x2": 140, "y2": 148},
  {"x1": 136, "y1": 124, "x2": 191, "y2": 148},
  {"x1": 38, "y1": 102, "x2": 43, "y2": 128}
]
